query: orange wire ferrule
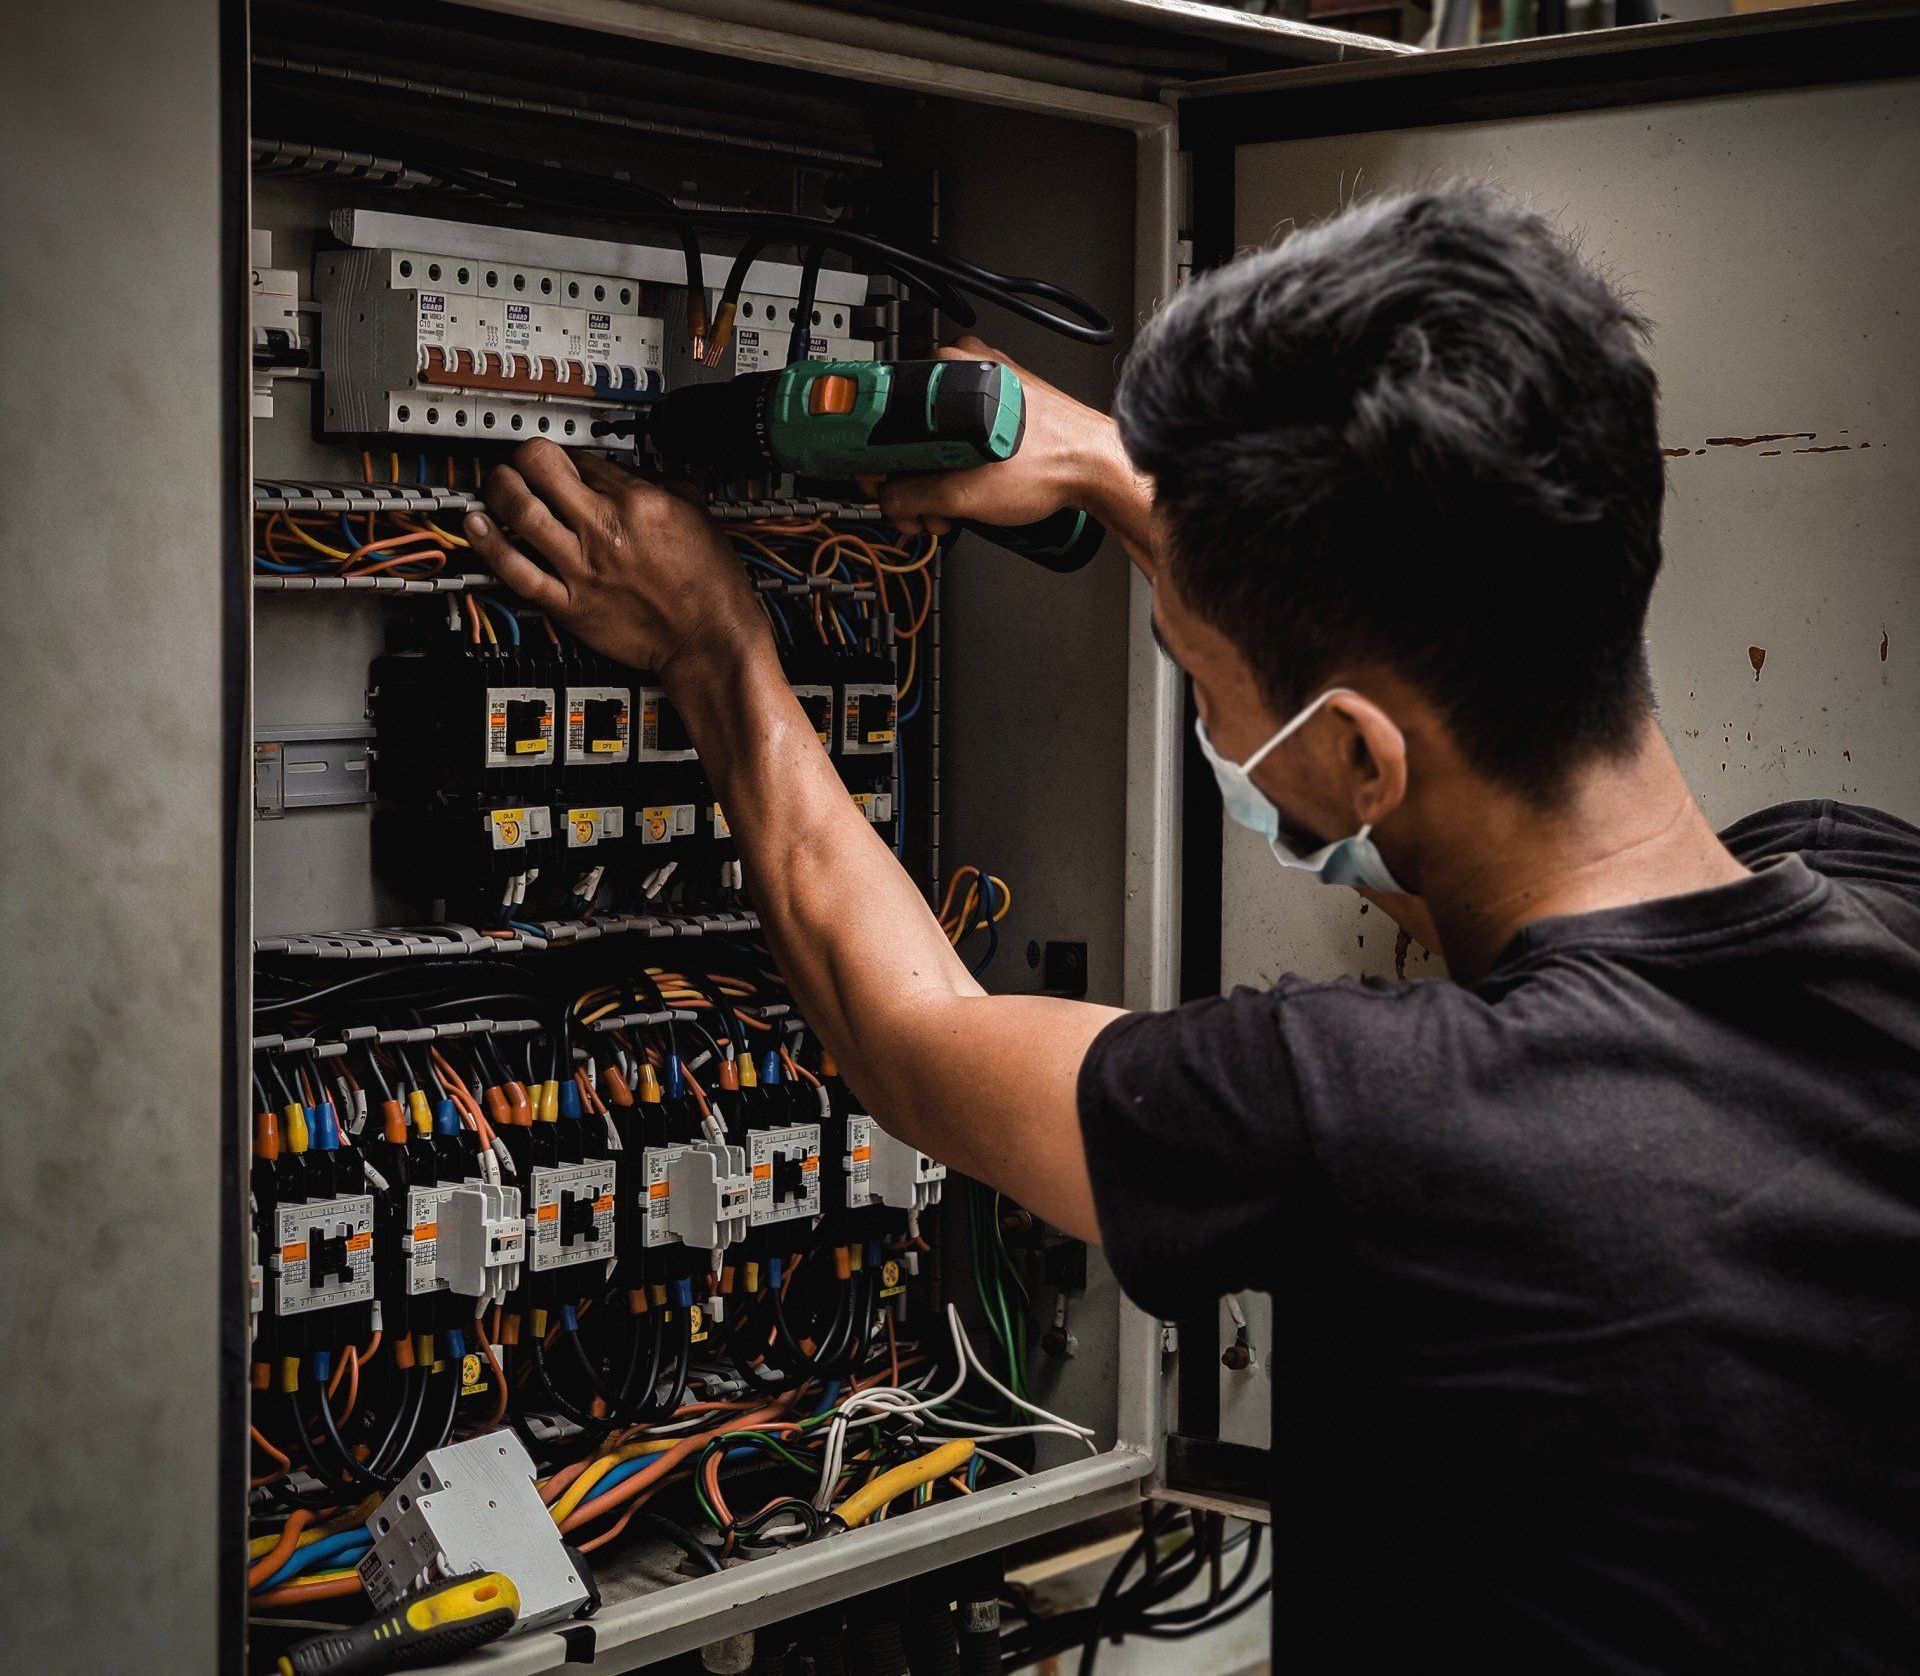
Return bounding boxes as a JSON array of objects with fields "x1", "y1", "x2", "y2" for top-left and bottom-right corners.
[
  {"x1": 604, "y1": 1065, "x2": 634, "y2": 1107},
  {"x1": 717, "y1": 1056, "x2": 740, "y2": 1093},
  {"x1": 394, "y1": 1335, "x2": 416, "y2": 1371},
  {"x1": 379, "y1": 1098, "x2": 408, "y2": 1145},
  {"x1": 254, "y1": 1108, "x2": 281, "y2": 1163}
]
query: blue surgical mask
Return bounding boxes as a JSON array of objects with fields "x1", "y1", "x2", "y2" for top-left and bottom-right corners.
[{"x1": 1194, "y1": 687, "x2": 1409, "y2": 894}]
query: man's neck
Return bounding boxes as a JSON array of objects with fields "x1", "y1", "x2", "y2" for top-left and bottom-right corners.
[{"x1": 1422, "y1": 722, "x2": 1750, "y2": 986}]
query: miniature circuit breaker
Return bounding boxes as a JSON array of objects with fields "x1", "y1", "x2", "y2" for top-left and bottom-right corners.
[{"x1": 315, "y1": 245, "x2": 662, "y2": 445}]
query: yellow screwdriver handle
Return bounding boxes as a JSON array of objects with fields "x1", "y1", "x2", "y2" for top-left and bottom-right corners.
[{"x1": 276, "y1": 1571, "x2": 519, "y2": 1675}]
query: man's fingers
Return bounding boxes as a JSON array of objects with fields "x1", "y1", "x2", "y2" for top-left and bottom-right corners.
[
  {"x1": 877, "y1": 469, "x2": 981, "y2": 531},
  {"x1": 463, "y1": 513, "x2": 573, "y2": 616},
  {"x1": 512, "y1": 438, "x2": 614, "y2": 539},
  {"x1": 483, "y1": 463, "x2": 581, "y2": 571},
  {"x1": 572, "y1": 450, "x2": 640, "y2": 495}
]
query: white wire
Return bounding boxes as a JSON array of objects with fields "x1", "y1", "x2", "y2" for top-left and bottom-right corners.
[
  {"x1": 943, "y1": 1304, "x2": 1095, "y2": 1437},
  {"x1": 969, "y1": 1446, "x2": 1030, "y2": 1480}
]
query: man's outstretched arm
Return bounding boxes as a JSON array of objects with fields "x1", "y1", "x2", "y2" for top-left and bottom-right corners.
[{"x1": 462, "y1": 365, "x2": 1152, "y2": 1243}]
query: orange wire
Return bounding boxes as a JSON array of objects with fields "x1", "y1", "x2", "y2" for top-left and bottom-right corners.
[
  {"x1": 251, "y1": 1575, "x2": 363, "y2": 1608},
  {"x1": 247, "y1": 1510, "x2": 312, "y2": 1588},
  {"x1": 250, "y1": 1427, "x2": 291, "y2": 1488},
  {"x1": 475, "y1": 1314, "x2": 510, "y2": 1429},
  {"x1": 562, "y1": 1402, "x2": 790, "y2": 1530}
]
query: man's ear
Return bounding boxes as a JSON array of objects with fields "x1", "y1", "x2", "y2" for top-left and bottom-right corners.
[{"x1": 1328, "y1": 691, "x2": 1408, "y2": 827}]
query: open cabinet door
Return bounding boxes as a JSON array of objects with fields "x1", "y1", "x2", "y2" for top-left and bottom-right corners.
[{"x1": 1164, "y1": 0, "x2": 1920, "y2": 1499}]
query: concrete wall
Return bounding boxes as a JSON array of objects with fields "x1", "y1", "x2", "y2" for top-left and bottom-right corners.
[
  {"x1": 1222, "y1": 75, "x2": 1919, "y2": 992},
  {"x1": 0, "y1": 1, "x2": 239, "y2": 1671}
]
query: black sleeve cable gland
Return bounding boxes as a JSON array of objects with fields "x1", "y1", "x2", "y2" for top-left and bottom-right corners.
[
  {"x1": 800, "y1": 1610, "x2": 852, "y2": 1676},
  {"x1": 955, "y1": 1555, "x2": 1003, "y2": 1676},
  {"x1": 904, "y1": 1575, "x2": 962, "y2": 1676},
  {"x1": 850, "y1": 1584, "x2": 911, "y2": 1676}
]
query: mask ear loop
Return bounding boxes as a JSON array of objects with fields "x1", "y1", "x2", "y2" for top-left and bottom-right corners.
[{"x1": 1239, "y1": 685, "x2": 1359, "y2": 775}]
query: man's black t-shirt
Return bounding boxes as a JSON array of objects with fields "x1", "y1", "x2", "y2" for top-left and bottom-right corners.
[{"x1": 1078, "y1": 801, "x2": 1920, "y2": 1673}]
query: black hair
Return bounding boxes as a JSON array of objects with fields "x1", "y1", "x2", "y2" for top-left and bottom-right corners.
[{"x1": 1115, "y1": 181, "x2": 1664, "y2": 800}]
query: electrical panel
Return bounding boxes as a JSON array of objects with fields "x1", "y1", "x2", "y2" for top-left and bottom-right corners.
[{"x1": 237, "y1": 22, "x2": 1131, "y2": 1676}]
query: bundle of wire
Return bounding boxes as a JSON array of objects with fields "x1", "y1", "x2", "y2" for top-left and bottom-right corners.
[
  {"x1": 938, "y1": 865, "x2": 1013, "y2": 976},
  {"x1": 998, "y1": 1503, "x2": 1269, "y2": 1674},
  {"x1": 246, "y1": 949, "x2": 1087, "y2": 1627},
  {"x1": 254, "y1": 73, "x2": 1116, "y2": 358}
]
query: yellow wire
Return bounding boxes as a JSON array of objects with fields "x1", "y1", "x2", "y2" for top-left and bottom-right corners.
[
  {"x1": 834, "y1": 1439, "x2": 974, "y2": 1528},
  {"x1": 276, "y1": 516, "x2": 352, "y2": 562},
  {"x1": 548, "y1": 1439, "x2": 678, "y2": 1526}
]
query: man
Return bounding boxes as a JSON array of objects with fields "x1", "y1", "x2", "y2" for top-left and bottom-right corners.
[{"x1": 465, "y1": 184, "x2": 1920, "y2": 1670}]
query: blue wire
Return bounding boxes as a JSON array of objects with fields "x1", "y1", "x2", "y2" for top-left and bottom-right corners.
[
  {"x1": 476, "y1": 594, "x2": 522, "y2": 645},
  {"x1": 256, "y1": 1528, "x2": 372, "y2": 1591},
  {"x1": 417, "y1": 451, "x2": 429, "y2": 485}
]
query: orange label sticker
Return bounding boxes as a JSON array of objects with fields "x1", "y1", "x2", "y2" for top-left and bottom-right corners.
[
  {"x1": 346, "y1": 1231, "x2": 373, "y2": 1253},
  {"x1": 851, "y1": 1146, "x2": 871, "y2": 1162},
  {"x1": 413, "y1": 1222, "x2": 437, "y2": 1241},
  {"x1": 648, "y1": 1182, "x2": 670, "y2": 1200},
  {"x1": 281, "y1": 1241, "x2": 308, "y2": 1262},
  {"x1": 800, "y1": 1156, "x2": 819, "y2": 1173},
  {"x1": 753, "y1": 1163, "x2": 773, "y2": 1179},
  {"x1": 593, "y1": 1194, "x2": 615, "y2": 1213},
  {"x1": 536, "y1": 1203, "x2": 559, "y2": 1223}
]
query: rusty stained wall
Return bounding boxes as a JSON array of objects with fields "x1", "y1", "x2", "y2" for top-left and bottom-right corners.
[{"x1": 1215, "y1": 75, "x2": 1918, "y2": 995}]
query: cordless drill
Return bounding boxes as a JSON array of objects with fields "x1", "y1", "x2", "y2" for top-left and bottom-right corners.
[{"x1": 641, "y1": 359, "x2": 1107, "y2": 573}]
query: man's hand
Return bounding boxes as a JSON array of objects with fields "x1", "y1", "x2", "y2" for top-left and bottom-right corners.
[
  {"x1": 858, "y1": 336, "x2": 1156, "y2": 568},
  {"x1": 463, "y1": 440, "x2": 765, "y2": 681}
]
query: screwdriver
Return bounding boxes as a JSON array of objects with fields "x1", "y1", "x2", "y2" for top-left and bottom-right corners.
[
  {"x1": 275, "y1": 1570, "x2": 520, "y2": 1675},
  {"x1": 636, "y1": 359, "x2": 1107, "y2": 574}
]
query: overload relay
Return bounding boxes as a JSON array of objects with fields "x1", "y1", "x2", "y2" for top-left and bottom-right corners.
[{"x1": 368, "y1": 606, "x2": 898, "y2": 919}]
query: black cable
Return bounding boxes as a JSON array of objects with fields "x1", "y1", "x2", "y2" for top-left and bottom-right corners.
[
  {"x1": 367, "y1": 1366, "x2": 428, "y2": 1480},
  {"x1": 632, "y1": 1512, "x2": 723, "y2": 1575},
  {"x1": 253, "y1": 83, "x2": 1114, "y2": 345},
  {"x1": 789, "y1": 241, "x2": 827, "y2": 366},
  {"x1": 309, "y1": 1374, "x2": 399, "y2": 1494}
]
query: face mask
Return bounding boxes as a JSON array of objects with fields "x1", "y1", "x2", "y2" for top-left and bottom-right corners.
[{"x1": 1194, "y1": 687, "x2": 1410, "y2": 894}]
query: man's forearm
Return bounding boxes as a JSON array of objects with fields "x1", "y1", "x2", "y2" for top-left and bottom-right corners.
[
  {"x1": 664, "y1": 634, "x2": 981, "y2": 1128},
  {"x1": 1076, "y1": 413, "x2": 1158, "y2": 573},
  {"x1": 661, "y1": 631, "x2": 1117, "y2": 1240}
]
